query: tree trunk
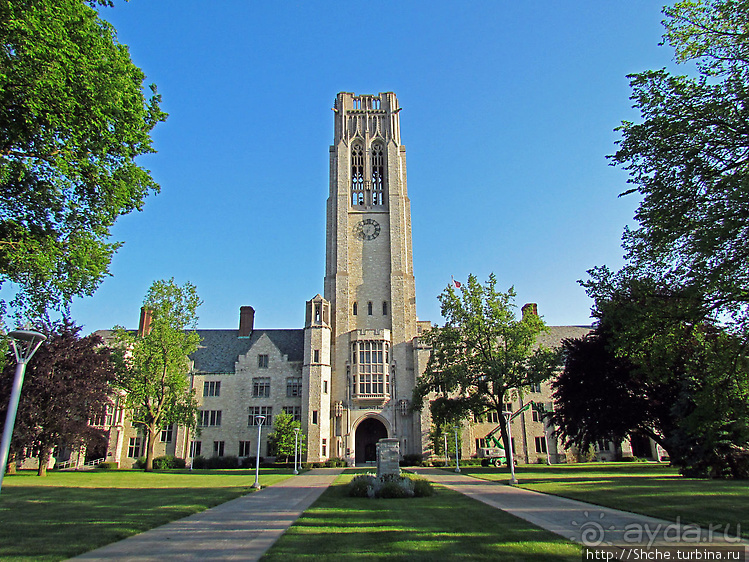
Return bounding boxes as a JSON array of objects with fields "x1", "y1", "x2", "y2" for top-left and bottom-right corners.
[
  {"x1": 145, "y1": 424, "x2": 156, "y2": 471},
  {"x1": 6, "y1": 452, "x2": 16, "y2": 474},
  {"x1": 37, "y1": 446, "x2": 51, "y2": 477},
  {"x1": 497, "y1": 410, "x2": 512, "y2": 467}
]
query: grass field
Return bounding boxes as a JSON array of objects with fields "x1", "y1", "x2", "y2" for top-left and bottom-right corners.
[
  {"x1": 261, "y1": 470, "x2": 583, "y2": 561},
  {"x1": 0, "y1": 468, "x2": 293, "y2": 561},
  {"x1": 461, "y1": 462, "x2": 749, "y2": 539}
]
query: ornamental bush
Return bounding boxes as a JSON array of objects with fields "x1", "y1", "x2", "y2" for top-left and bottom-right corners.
[{"x1": 153, "y1": 455, "x2": 186, "y2": 469}]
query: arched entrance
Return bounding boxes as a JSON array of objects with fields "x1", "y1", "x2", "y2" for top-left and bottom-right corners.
[{"x1": 355, "y1": 417, "x2": 388, "y2": 464}]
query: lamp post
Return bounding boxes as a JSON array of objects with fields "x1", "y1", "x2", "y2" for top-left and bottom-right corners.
[
  {"x1": 443, "y1": 432, "x2": 449, "y2": 467},
  {"x1": 503, "y1": 411, "x2": 518, "y2": 485},
  {"x1": 293, "y1": 427, "x2": 300, "y2": 475},
  {"x1": 454, "y1": 425, "x2": 461, "y2": 473},
  {"x1": 252, "y1": 415, "x2": 265, "y2": 489},
  {"x1": 0, "y1": 330, "x2": 46, "y2": 495}
]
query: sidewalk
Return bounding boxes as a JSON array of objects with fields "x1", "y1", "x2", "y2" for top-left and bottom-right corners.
[
  {"x1": 71, "y1": 468, "x2": 343, "y2": 562},
  {"x1": 410, "y1": 467, "x2": 747, "y2": 554}
]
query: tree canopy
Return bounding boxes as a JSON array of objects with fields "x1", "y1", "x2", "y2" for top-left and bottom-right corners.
[
  {"x1": 267, "y1": 411, "x2": 306, "y2": 463},
  {"x1": 412, "y1": 274, "x2": 561, "y2": 462},
  {"x1": 0, "y1": 0, "x2": 166, "y2": 318},
  {"x1": 611, "y1": 0, "x2": 749, "y2": 331},
  {"x1": 0, "y1": 320, "x2": 116, "y2": 475},
  {"x1": 114, "y1": 279, "x2": 201, "y2": 471}
]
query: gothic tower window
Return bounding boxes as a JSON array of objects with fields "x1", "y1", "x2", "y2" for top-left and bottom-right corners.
[
  {"x1": 353, "y1": 302, "x2": 358, "y2": 315},
  {"x1": 351, "y1": 143, "x2": 365, "y2": 206},
  {"x1": 371, "y1": 142, "x2": 385, "y2": 206},
  {"x1": 382, "y1": 301, "x2": 388, "y2": 315},
  {"x1": 367, "y1": 301, "x2": 373, "y2": 315},
  {"x1": 351, "y1": 341, "x2": 390, "y2": 397}
]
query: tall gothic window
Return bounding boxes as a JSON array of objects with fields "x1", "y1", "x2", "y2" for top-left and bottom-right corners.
[
  {"x1": 351, "y1": 341, "x2": 390, "y2": 397},
  {"x1": 351, "y1": 143, "x2": 365, "y2": 206},
  {"x1": 371, "y1": 143, "x2": 385, "y2": 206}
]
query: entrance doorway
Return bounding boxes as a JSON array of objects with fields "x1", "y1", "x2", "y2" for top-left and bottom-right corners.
[{"x1": 355, "y1": 417, "x2": 388, "y2": 464}]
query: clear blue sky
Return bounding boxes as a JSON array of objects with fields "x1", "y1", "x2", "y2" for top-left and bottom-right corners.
[{"x1": 69, "y1": 1, "x2": 676, "y2": 333}]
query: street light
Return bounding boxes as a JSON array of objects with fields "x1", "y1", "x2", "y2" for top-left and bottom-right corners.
[
  {"x1": 454, "y1": 425, "x2": 461, "y2": 473},
  {"x1": 293, "y1": 427, "x2": 300, "y2": 475},
  {"x1": 252, "y1": 415, "x2": 265, "y2": 489},
  {"x1": 503, "y1": 411, "x2": 519, "y2": 485},
  {"x1": 0, "y1": 330, "x2": 46, "y2": 495},
  {"x1": 443, "y1": 432, "x2": 449, "y2": 467}
]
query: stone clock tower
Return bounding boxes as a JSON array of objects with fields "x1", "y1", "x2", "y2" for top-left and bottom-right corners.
[{"x1": 304, "y1": 91, "x2": 427, "y2": 465}]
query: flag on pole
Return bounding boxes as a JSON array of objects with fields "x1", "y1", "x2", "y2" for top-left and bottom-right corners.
[{"x1": 451, "y1": 276, "x2": 462, "y2": 289}]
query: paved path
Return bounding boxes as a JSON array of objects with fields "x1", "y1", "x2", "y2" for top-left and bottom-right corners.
[
  {"x1": 71, "y1": 468, "x2": 343, "y2": 562},
  {"x1": 410, "y1": 467, "x2": 747, "y2": 557}
]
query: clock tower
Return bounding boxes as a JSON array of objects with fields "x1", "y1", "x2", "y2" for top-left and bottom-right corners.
[{"x1": 303, "y1": 92, "x2": 427, "y2": 464}]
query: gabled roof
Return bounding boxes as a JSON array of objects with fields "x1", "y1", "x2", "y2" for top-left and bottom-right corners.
[{"x1": 191, "y1": 329, "x2": 304, "y2": 373}]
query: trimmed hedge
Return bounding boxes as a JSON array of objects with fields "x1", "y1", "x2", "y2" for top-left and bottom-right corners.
[{"x1": 346, "y1": 473, "x2": 434, "y2": 499}]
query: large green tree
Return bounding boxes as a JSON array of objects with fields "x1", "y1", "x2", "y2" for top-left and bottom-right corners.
[
  {"x1": 114, "y1": 279, "x2": 201, "y2": 472},
  {"x1": 0, "y1": 0, "x2": 166, "y2": 318},
  {"x1": 574, "y1": 270, "x2": 749, "y2": 477},
  {"x1": 0, "y1": 320, "x2": 116, "y2": 476},
  {"x1": 611, "y1": 0, "x2": 749, "y2": 330},
  {"x1": 267, "y1": 411, "x2": 306, "y2": 463},
  {"x1": 412, "y1": 274, "x2": 561, "y2": 463}
]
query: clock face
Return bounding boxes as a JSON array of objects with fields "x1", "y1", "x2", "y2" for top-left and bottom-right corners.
[{"x1": 354, "y1": 218, "x2": 381, "y2": 241}]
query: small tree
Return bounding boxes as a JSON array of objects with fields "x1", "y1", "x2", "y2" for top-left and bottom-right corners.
[
  {"x1": 413, "y1": 274, "x2": 561, "y2": 464},
  {"x1": 114, "y1": 279, "x2": 201, "y2": 471},
  {"x1": 0, "y1": 320, "x2": 116, "y2": 476},
  {"x1": 267, "y1": 411, "x2": 306, "y2": 463}
]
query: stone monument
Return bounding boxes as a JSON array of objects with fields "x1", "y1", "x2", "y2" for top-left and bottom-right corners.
[{"x1": 376, "y1": 438, "x2": 400, "y2": 477}]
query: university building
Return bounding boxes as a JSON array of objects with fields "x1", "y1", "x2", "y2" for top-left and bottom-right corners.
[{"x1": 96, "y1": 92, "x2": 643, "y2": 469}]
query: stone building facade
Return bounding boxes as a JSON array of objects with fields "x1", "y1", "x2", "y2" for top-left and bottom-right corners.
[{"x1": 95, "y1": 92, "x2": 640, "y2": 469}]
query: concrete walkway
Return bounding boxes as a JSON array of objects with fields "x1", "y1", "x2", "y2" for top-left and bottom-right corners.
[
  {"x1": 71, "y1": 468, "x2": 343, "y2": 562},
  {"x1": 410, "y1": 467, "x2": 747, "y2": 555}
]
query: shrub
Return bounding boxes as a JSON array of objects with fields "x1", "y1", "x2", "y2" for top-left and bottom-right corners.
[
  {"x1": 410, "y1": 477, "x2": 434, "y2": 497},
  {"x1": 191, "y1": 456, "x2": 207, "y2": 469},
  {"x1": 325, "y1": 457, "x2": 347, "y2": 467},
  {"x1": 400, "y1": 454, "x2": 424, "y2": 467},
  {"x1": 95, "y1": 462, "x2": 118, "y2": 470},
  {"x1": 378, "y1": 479, "x2": 414, "y2": 498},
  {"x1": 133, "y1": 457, "x2": 146, "y2": 469},
  {"x1": 153, "y1": 455, "x2": 186, "y2": 470},
  {"x1": 347, "y1": 474, "x2": 376, "y2": 497}
]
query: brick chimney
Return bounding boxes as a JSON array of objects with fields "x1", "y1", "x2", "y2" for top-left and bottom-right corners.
[
  {"x1": 138, "y1": 306, "x2": 153, "y2": 337},
  {"x1": 521, "y1": 303, "x2": 538, "y2": 319},
  {"x1": 239, "y1": 306, "x2": 255, "y2": 337}
]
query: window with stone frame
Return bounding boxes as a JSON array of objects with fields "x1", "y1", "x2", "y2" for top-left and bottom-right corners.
[
  {"x1": 190, "y1": 440, "x2": 201, "y2": 457},
  {"x1": 258, "y1": 354, "x2": 269, "y2": 368},
  {"x1": 371, "y1": 142, "x2": 385, "y2": 205},
  {"x1": 128, "y1": 437, "x2": 142, "y2": 458},
  {"x1": 350, "y1": 143, "x2": 365, "y2": 206},
  {"x1": 283, "y1": 405, "x2": 302, "y2": 422},
  {"x1": 160, "y1": 424, "x2": 174, "y2": 443},
  {"x1": 213, "y1": 440, "x2": 225, "y2": 457},
  {"x1": 238, "y1": 441, "x2": 252, "y2": 457},
  {"x1": 248, "y1": 406, "x2": 273, "y2": 426},
  {"x1": 204, "y1": 380, "x2": 221, "y2": 397},
  {"x1": 352, "y1": 340, "x2": 390, "y2": 396},
  {"x1": 253, "y1": 377, "x2": 270, "y2": 397},
  {"x1": 286, "y1": 377, "x2": 302, "y2": 397},
  {"x1": 199, "y1": 410, "x2": 222, "y2": 427},
  {"x1": 535, "y1": 436, "x2": 547, "y2": 454}
]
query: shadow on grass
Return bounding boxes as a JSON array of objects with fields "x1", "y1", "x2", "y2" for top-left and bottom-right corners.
[
  {"x1": 0, "y1": 483, "x2": 256, "y2": 561},
  {"x1": 261, "y1": 474, "x2": 582, "y2": 561}
]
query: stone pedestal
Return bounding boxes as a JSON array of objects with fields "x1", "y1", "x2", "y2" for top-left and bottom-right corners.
[{"x1": 376, "y1": 438, "x2": 400, "y2": 478}]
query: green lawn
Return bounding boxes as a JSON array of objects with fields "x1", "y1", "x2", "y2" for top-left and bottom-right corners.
[
  {"x1": 261, "y1": 470, "x2": 583, "y2": 561},
  {"x1": 0, "y1": 468, "x2": 293, "y2": 561},
  {"x1": 460, "y1": 462, "x2": 749, "y2": 538}
]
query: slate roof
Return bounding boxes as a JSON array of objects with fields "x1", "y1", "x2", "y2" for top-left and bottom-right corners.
[
  {"x1": 95, "y1": 328, "x2": 305, "y2": 375},
  {"x1": 191, "y1": 329, "x2": 304, "y2": 373},
  {"x1": 537, "y1": 325, "x2": 594, "y2": 348}
]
